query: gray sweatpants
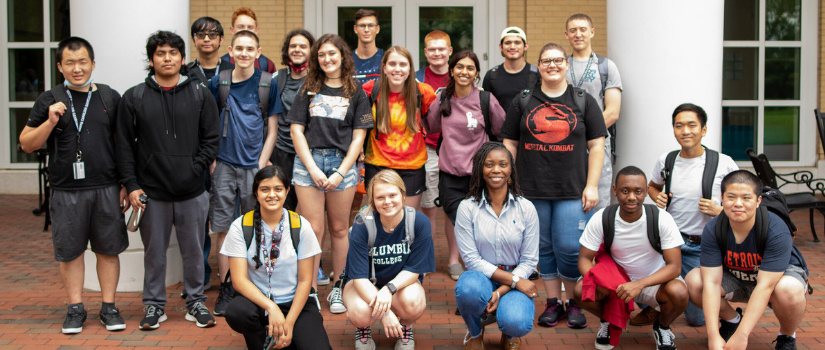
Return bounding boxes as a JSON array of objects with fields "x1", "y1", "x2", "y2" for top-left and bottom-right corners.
[{"x1": 139, "y1": 192, "x2": 209, "y2": 309}]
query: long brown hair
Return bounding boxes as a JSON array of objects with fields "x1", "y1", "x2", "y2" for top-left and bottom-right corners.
[
  {"x1": 302, "y1": 34, "x2": 357, "y2": 98},
  {"x1": 375, "y1": 46, "x2": 419, "y2": 135}
]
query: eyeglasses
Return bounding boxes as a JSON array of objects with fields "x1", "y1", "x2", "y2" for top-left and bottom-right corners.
[
  {"x1": 195, "y1": 32, "x2": 219, "y2": 40},
  {"x1": 357, "y1": 24, "x2": 377, "y2": 30},
  {"x1": 539, "y1": 57, "x2": 566, "y2": 67}
]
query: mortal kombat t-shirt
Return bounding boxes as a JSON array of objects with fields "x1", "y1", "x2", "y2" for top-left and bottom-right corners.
[
  {"x1": 700, "y1": 212, "x2": 803, "y2": 285},
  {"x1": 500, "y1": 86, "x2": 606, "y2": 200}
]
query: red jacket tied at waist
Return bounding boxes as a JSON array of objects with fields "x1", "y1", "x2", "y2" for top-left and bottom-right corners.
[{"x1": 581, "y1": 247, "x2": 634, "y2": 346}]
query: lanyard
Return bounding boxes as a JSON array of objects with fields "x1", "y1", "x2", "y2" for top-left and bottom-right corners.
[
  {"x1": 569, "y1": 52, "x2": 595, "y2": 89},
  {"x1": 261, "y1": 210, "x2": 286, "y2": 299},
  {"x1": 197, "y1": 58, "x2": 221, "y2": 79},
  {"x1": 65, "y1": 82, "x2": 93, "y2": 160}
]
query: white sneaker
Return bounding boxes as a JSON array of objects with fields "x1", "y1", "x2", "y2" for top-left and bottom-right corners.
[{"x1": 327, "y1": 283, "x2": 347, "y2": 314}]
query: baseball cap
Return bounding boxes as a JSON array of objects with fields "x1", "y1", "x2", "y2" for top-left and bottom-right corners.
[{"x1": 500, "y1": 27, "x2": 527, "y2": 43}]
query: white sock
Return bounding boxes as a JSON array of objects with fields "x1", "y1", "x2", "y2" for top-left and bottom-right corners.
[
  {"x1": 725, "y1": 313, "x2": 741, "y2": 324},
  {"x1": 778, "y1": 331, "x2": 796, "y2": 338}
]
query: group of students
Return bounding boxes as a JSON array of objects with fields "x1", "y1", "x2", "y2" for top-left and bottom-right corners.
[{"x1": 20, "y1": 5, "x2": 810, "y2": 350}]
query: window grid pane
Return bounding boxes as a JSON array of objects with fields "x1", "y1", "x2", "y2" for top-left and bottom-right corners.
[
  {"x1": 9, "y1": 49, "x2": 46, "y2": 102},
  {"x1": 766, "y1": 0, "x2": 800, "y2": 41},
  {"x1": 763, "y1": 106, "x2": 799, "y2": 161},
  {"x1": 7, "y1": 0, "x2": 44, "y2": 42},
  {"x1": 764, "y1": 47, "x2": 800, "y2": 100},
  {"x1": 722, "y1": 107, "x2": 757, "y2": 161},
  {"x1": 723, "y1": 0, "x2": 758, "y2": 41},
  {"x1": 722, "y1": 47, "x2": 758, "y2": 100}
]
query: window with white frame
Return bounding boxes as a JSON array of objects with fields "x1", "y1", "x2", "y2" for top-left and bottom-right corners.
[
  {"x1": 3, "y1": 0, "x2": 69, "y2": 167},
  {"x1": 721, "y1": 0, "x2": 817, "y2": 165}
]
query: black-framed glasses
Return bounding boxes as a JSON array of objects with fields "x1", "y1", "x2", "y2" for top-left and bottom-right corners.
[
  {"x1": 539, "y1": 57, "x2": 566, "y2": 67},
  {"x1": 195, "y1": 32, "x2": 220, "y2": 40}
]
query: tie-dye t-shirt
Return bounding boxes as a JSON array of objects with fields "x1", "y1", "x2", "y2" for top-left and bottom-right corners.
[{"x1": 362, "y1": 81, "x2": 436, "y2": 170}]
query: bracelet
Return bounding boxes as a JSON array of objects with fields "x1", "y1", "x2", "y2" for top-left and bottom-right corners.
[
  {"x1": 495, "y1": 291, "x2": 500, "y2": 300},
  {"x1": 335, "y1": 170, "x2": 345, "y2": 178}
]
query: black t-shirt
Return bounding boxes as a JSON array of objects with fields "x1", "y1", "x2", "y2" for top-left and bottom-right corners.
[
  {"x1": 285, "y1": 85, "x2": 373, "y2": 153},
  {"x1": 482, "y1": 63, "x2": 536, "y2": 114},
  {"x1": 27, "y1": 87, "x2": 121, "y2": 189},
  {"x1": 701, "y1": 213, "x2": 803, "y2": 285},
  {"x1": 500, "y1": 86, "x2": 606, "y2": 200},
  {"x1": 275, "y1": 74, "x2": 306, "y2": 154}
]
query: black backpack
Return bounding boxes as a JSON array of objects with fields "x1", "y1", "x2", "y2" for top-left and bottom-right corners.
[
  {"x1": 50, "y1": 83, "x2": 117, "y2": 122},
  {"x1": 661, "y1": 148, "x2": 719, "y2": 209},
  {"x1": 602, "y1": 204, "x2": 662, "y2": 254},
  {"x1": 714, "y1": 187, "x2": 812, "y2": 293},
  {"x1": 217, "y1": 69, "x2": 273, "y2": 138},
  {"x1": 434, "y1": 89, "x2": 493, "y2": 155}
]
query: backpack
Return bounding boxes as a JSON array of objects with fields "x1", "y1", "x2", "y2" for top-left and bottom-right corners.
[
  {"x1": 186, "y1": 61, "x2": 210, "y2": 86},
  {"x1": 217, "y1": 69, "x2": 272, "y2": 138},
  {"x1": 601, "y1": 204, "x2": 662, "y2": 254},
  {"x1": 274, "y1": 68, "x2": 289, "y2": 101},
  {"x1": 516, "y1": 86, "x2": 587, "y2": 121},
  {"x1": 486, "y1": 63, "x2": 540, "y2": 94},
  {"x1": 434, "y1": 89, "x2": 493, "y2": 155},
  {"x1": 714, "y1": 187, "x2": 812, "y2": 292},
  {"x1": 369, "y1": 79, "x2": 424, "y2": 141},
  {"x1": 347, "y1": 206, "x2": 417, "y2": 284},
  {"x1": 661, "y1": 148, "x2": 719, "y2": 209}
]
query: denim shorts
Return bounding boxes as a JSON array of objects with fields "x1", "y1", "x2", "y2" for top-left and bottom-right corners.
[{"x1": 292, "y1": 148, "x2": 358, "y2": 192}]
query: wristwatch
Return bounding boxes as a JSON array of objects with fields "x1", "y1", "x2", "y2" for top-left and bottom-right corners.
[
  {"x1": 511, "y1": 275, "x2": 520, "y2": 289},
  {"x1": 386, "y1": 282, "x2": 397, "y2": 295}
]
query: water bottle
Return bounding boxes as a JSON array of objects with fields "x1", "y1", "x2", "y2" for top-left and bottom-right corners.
[{"x1": 126, "y1": 194, "x2": 148, "y2": 232}]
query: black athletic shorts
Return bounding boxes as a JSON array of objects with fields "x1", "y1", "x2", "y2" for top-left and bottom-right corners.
[
  {"x1": 364, "y1": 164, "x2": 427, "y2": 196},
  {"x1": 438, "y1": 171, "x2": 471, "y2": 224},
  {"x1": 50, "y1": 185, "x2": 128, "y2": 262}
]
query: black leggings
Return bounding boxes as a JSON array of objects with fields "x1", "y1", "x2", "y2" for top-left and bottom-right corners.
[{"x1": 224, "y1": 295, "x2": 332, "y2": 350}]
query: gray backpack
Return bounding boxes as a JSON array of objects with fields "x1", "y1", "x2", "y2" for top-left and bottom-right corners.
[{"x1": 347, "y1": 206, "x2": 417, "y2": 284}]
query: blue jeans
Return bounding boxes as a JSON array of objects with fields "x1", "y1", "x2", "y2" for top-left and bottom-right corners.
[
  {"x1": 533, "y1": 199, "x2": 593, "y2": 281},
  {"x1": 292, "y1": 149, "x2": 358, "y2": 191},
  {"x1": 455, "y1": 270, "x2": 535, "y2": 338},
  {"x1": 681, "y1": 240, "x2": 705, "y2": 326}
]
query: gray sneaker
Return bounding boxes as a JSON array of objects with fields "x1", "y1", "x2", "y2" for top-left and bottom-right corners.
[
  {"x1": 355, "y1": 327, "x2": 375, "y2": 350},
  {"x1": 448, "y1": 264, "x2": 464, "y2": 281},
  {"x1": 394, "y1": 325, "x2": 414, "y2": 350}
]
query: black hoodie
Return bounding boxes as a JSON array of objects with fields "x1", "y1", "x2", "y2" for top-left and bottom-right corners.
[{"x1": 116, "y1": 75, "x2": 220, "y2": 202}]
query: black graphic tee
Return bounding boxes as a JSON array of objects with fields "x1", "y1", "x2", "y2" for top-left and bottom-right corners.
[
  {"x1": 500, "y1": 86, "x2": 606, "y2": 200},
  {"x1": 700, "y1": 212, "x2": 803, "y2": 285}
]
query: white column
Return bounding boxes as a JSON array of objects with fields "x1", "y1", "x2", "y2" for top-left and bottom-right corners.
[
  {"x1": 71, "y1": 0, "x2": 190, "y2": 292},
  {"x1": 608, "y1": 0, "x2": 724, "y2": 181}
]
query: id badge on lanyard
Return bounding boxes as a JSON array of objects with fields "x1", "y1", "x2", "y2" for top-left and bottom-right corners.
[{"x1": 67, "y1": 84, "x2": 93, "y2": 180}]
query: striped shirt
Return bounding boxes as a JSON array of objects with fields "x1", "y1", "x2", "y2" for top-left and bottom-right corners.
[{"x1": 454, "y1": 192, "x2": 539, "y2": 279}]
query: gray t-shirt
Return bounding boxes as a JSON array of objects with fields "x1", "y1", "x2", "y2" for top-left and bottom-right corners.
[
  {"x1": 275, "y1": 72, "x2": 306, "y2": 154},
  {"x1": 566, "y1": 53, "x2": 623, "y2": 111}
]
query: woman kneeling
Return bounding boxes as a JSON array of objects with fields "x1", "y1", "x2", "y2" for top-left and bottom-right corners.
[
  {"x1": 221, "y1": 166, "x2": 331, "y2": 349},
  {"x1": 342, "y1": 169, "x2": 435, "y2": 349},
  {"x1": 454, "y1": 142, "x2": 540, "y2": 350}
]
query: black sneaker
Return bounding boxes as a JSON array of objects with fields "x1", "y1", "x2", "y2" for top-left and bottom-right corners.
[
  {"x1": 565, "y1": 299, "x2": 588, "y2": 329},
  {"x1": 213, "y1": 281, "x2": 235, "y2": 316},
  {"x1": 719, "y1": 307, "x2": 743, "y2": 341},
  {"x1": 62, "y1": 303, "x2": 86, "y2": 334},
  {"x1": 773, "y1": 334, "x2": 796, "y2": 350},
  {"x1": 139, "y1": 305, "x2": 166, "y2": 330},
  {"x1": 652, "y1": 319, "x2": 677, "y2": 350},
  {"x1": 186, "y1": 301, "x2": 216, "y2": 328},
  {"x1": 595, "y1": 320, "x2": 613, "y2": 350},
  {"x1": 538, "y1": 298, "x2": 566, "y2": 327},
  {"x1": 529, "y1": 270, "x2": 540, "y2": 280},
  {"x1": 99, "y1": 305, "x2": 126, "y2": 331}
]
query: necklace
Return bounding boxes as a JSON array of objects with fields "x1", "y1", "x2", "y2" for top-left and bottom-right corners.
[{"x1": 455, "y1": 91, "x2": 471, "y2": 109}]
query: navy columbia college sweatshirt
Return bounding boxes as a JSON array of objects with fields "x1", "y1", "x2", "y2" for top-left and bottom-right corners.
[{"x1": 116, "y1": 75, "x2": 220, "y2": 202}]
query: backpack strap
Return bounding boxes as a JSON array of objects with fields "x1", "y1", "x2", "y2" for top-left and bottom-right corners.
[
  {"x1": 275, "y1": 68, "x2": 288, "y2": 100},
  {"x1": 258, "y1": 73, "x2": 273, "y2": 139},
  {"x1": 479, "y1": 90, "x2": 494, "y2": 141},
  {"x1": 404, "y1": 206, "x2": 417, "y2": 245},
  {"x1": 527, "y1": 64, "x2": 540, "y2": 90},
  {"x1": 602, "y1": 204, "x2": 620, "y2": 254},
  {"x1": 187, "y1": 61, "x2": 210, "y2": 85},
  {"x1": 644, "y1": 204, "x2": 663, "y2": 254},
  {"x1": 702, "y1": 149, "x2": 719, "y2": 200},
  {"x1": 662, "y1": 150, "x2": 680, "y2": 209},
  {"x1": 94, "y1": 83, "x2": 117, "y2": 121},
  {"x1": 241, "y1": 210, "x2": 256, "y2": 250},
  {"x1": 517, "y1": 89, "x2": 532, "y2": 117},
  {"x1": 218, "y1": 70, "x2": 232, "y2": 138},
  {"x1": 487, "y1": 65, "x2": 501, "y2": 94},
  {"x1": 259, "y1": 56, "x2": 269, "y2": 72},
  {"x1": 288, "y1": 210, "x2": 301, "y2": 253},
  {"x1": 415, "y1": 68, "x2": 426, "y2": 83},
  {"x1": 753, "y1": 205, "x2": 770, "y2": 258},
  {"x1": 363, "y1": 210, "x2": 378, "y2": 284},
  {"x1": 572, "y1": 87, "x2": 587, "y2": 116},
  {"x1": 369, "y1": 79, "x2": 380, "y2": 107},
  {"x1": 595, "y1": 53, "x2": 609, "y2": 100}
]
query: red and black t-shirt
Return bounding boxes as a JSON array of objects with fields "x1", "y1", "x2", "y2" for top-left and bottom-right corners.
[{"x1": 500, "y1": 85, "x2": 606, "y2": 200}]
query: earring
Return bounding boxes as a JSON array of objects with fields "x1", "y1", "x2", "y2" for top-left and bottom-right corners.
[{"x1": 507, "y1": 177, "x2": 513, "y2": 185}]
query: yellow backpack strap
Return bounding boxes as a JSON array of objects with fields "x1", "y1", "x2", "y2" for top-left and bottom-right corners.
[
  {"x1": 242, "y1": 210, "x2": 256, "y2": 250},
  {"x1": 288, "y1": 210, "x2": 301, "y2": 253}
]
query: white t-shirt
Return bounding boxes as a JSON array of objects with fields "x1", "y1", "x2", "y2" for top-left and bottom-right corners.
[
  {"x1": 580, "y1": 207, "x2": 684, "y2": 281},
  {"x1": 220, "y1": 209, "x2": 321, "y2": 304},
  {"x1": 650, "y1": 150, "x2": 739, "y2": 236}
]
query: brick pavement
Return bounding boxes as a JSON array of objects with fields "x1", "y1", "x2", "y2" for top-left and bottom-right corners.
[{"x1": 0, "y1": 194, "x2": 823, "y2": 349}]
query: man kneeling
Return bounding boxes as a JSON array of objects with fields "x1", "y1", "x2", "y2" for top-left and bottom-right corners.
[
  {"x1": 575, "y1": 166, "x2": 688, "y2": 350},
  {"x1": 685, "y1": 170, "x2": 808, "y2": 350}
]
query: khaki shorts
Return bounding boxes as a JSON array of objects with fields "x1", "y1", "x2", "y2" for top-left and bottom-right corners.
[
  {"x1": 634, "y1": 276, "x2": 686, "y2": 309},
  {"x1": 420, "y1": 146, "x2": 440, "y2": 209}
]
